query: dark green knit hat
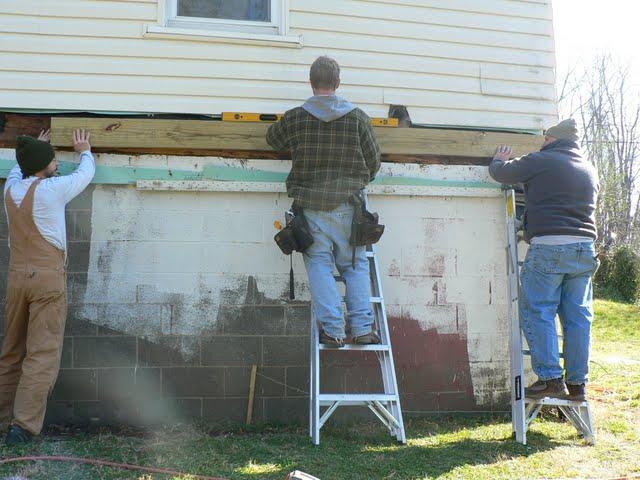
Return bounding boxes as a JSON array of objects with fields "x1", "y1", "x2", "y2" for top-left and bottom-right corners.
[
  {"x1": 545, "y1": 119, "x2": 579, "y2": 142},
  {"x1": 15, "y1": 135, "x2": 55, "y2": 177}
]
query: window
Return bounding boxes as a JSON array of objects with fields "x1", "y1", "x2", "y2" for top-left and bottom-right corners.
[
  {"x1": 146, "y1": 0, "x2": 300, "y2": 47},
  {"x1": 178, "y1": 0, "x2": 271, "y2": 22},
  {"x1": 166, "y1": 0, "x2": 286, "y2": 36}
]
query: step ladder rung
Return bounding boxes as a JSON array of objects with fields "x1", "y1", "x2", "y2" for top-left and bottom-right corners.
[
  {"x1": 318, "y1": 394, "x2": 398, "y2": 402},
  {"x1": 341, "y1": 296, "x2": 384, "y2": 303},
  {"x1": 522, "y1": 349, "x2": 564, "y2": 358},
  {"x1": 319, "y1": 344, "x2": 390, "y2": 351},
  {"x1": 311, "y1": 241, "x2": 406, "y2": 445},
  {"x1": 525, "y1": 397, "x2": 589, "y2": 407}
]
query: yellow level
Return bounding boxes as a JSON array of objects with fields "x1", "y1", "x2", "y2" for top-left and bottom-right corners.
[
  {"x1": 222, "y1": 112, "x2": 399, "y2": 127},
  {"x1": 371, "y1": 117, "x2": 399, "y2": 127},
  {"x1": 222, "y1": 112, "x2": 283, "y2": 122}
]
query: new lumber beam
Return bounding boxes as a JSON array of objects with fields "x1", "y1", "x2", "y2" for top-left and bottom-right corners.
[
  {"x1": 0, "y1": 114, "x2": 543, "y2": 163},
  {"x1": 50, "y1": 117, "x2": 543, "y2": 158}
]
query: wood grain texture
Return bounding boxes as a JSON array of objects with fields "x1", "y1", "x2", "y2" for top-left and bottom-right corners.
[
  {"x1": 0, "y1": 113, "x2": 51, "y2": 147},
  {"x1": 51, "y1": 117, "x2": 543, "y2": 158}
]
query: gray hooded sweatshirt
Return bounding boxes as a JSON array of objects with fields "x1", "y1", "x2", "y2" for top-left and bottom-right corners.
[{"x1": 301, "y1": 95, "x2": 356, "y2": 122}]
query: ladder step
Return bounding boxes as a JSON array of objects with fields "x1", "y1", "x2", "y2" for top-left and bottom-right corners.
[
  {"x1": 525, "y1": 397, "x2": 589, "y2": 407},
  {"x1": 318, "y1": 394, "x2": 397, "y2": 402},
  {"x1": 341, "y1": 296, "x2": 383, "y2": 303},
  {"x1": 319, "y1": 344, "x2": 390, "y2": 351},
  {"x1": 523, "y1": 349, "x2": 564, "y2": 359}
]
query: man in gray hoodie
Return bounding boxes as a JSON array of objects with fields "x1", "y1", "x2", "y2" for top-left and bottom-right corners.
[
  {"x1": 489, "y1": 119, "x2": 599, "y2": 401},
  {"x1": 267, "y1": 56, "x2": 381, "y2": 348}
]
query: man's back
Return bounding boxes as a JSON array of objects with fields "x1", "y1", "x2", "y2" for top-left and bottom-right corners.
[
  {"x1": 490, "y1": 139, "x2": 599, "y2": 240},
  {"x1": 267, "y1": 98, "x2": 380, "y2": 211},
  {"x1": 525, "y1": 142, "x2": 598, "y2": 239},
  {"x1": 4, "y1": 150, "x2": 95, "y2": 252}
]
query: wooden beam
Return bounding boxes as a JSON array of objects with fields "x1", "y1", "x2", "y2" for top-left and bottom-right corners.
[
  {"x1": 50, "y1": 117, "x2": 542, "y2": 158},
  {"x1": 0, "y1": 113, "x2": 50, "y2": 147}
]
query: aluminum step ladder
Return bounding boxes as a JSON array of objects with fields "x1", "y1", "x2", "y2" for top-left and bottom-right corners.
[
  {"x1": 309, "y1": 243, "x2": 406, "y2": 445},
  {"x1": 504, "y1": 188, "x2": 595, "y2": 445}
]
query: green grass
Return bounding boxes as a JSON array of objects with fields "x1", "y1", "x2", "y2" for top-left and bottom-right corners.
[{"x1": 1, "y1": 299, "x2": 639, "y2": 480}]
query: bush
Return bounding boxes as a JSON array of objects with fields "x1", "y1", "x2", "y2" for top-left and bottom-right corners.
[{"x1": 595, "y1": 246, "x2": 640, "y2": 303}]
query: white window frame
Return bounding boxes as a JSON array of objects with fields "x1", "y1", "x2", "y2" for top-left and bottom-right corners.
[
  {"x1": 145, "y1": 0, "x2": 302, "y2": 47},
  {"x1": 168, "y1": 0, "x2": 283, "y2": 35}
]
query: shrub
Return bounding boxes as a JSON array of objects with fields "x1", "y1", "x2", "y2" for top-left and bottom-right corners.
[{"x1": 595, "y1": 246, "x2": 640, "y2": 303}]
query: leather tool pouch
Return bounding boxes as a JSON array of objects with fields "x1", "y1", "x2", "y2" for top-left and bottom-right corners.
[
  {"x1": 349, "y1": 195, "x2": 385, "y2": 247},
  {"x1": 274, "y1": 208, "x2": 314, "y2": 254}
]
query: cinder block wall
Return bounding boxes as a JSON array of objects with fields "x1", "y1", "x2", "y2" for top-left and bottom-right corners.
[{"x1": 0, "y1": 158, "x2": 511, "y2": 427}]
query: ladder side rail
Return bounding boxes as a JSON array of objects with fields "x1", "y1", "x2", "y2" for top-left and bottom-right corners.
[
  {"x1": 368, "y1": 244, "x2": 407, "y2": 442},
  {"x1": 505, "y1": 188, "x2": 527, "y2": 445},
  {"x1": 309, "y1": 313, "x2": 315, "y2": 438},
  {"x1": 311, "y1": 318, "x2": 321, "y2": 445}
]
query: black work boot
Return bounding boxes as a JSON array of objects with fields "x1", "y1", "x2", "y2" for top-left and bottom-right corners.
[
  {"x1": 6, "y1": 424, "x2": 33, "y2": 445},
  {"x1": 525, "y1": 378, "x2": 569, "y2": 400},
  {"x1": 352, "y1": 331, "x2": 381, "y2": 345},
  {"x1": 566, "y1": 383, "x2": 587, "y2": 401},
  {"x1": 319, "y1": 331, "x2": 345, "y2": 348}
]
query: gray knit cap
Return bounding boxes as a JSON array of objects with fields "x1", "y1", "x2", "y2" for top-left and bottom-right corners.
[{"x1": 545, "y1": 118, "x2": 579, "y2": 142}]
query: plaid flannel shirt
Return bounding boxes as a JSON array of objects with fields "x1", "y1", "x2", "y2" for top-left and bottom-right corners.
[{"x1": 266, "y1": 106, "x2": 381, "y2": 211}]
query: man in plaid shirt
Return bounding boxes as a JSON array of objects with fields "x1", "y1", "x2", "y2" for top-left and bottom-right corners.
[{"x1": 267, "y1": 56, "x2": 381, "y2": 347}]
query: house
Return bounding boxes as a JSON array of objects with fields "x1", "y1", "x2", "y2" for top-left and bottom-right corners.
[{"x1": 0, "y1": 0, "x2": 555, "y2": 425}]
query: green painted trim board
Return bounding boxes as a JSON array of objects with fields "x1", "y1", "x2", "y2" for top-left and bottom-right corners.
[{"x1": 0, "y1": 158, "x2": 499, "y2": 190}]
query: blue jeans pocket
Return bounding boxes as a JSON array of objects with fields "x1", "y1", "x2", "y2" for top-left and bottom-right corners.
[{"x1": 526, "y1": 245, "x2": 564, "y2": 274}]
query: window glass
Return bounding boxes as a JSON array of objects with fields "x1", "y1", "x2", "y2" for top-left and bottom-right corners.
[{"x1": 177, "y1": 0, "x2": 271, "y2": 22}]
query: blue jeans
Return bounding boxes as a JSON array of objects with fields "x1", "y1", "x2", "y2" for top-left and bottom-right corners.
[
  {"x1": 303, "y1": 201, "x2": 374, "y2": 339},
  {"x1": 519, "y1": 242, "x2": 599, "y2": 384}
]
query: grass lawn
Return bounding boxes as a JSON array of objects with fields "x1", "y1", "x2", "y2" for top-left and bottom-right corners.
[{"x1": 0, "y1": 299, "x2": 638, "y2": 480}]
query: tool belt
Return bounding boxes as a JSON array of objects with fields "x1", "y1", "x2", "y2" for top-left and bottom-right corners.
[
  {"x1": 348, "y1": 191, "x2": 384, "y2": 268},
  {"x1": 274, "y1": 205, "x2": 314, "y2": 255},
  {"x1": 273, "y1": 191, "x2": 383, "y2": 260},
  {"x1": 349, "y1": 191, "x2": 384, "y2": 247}
]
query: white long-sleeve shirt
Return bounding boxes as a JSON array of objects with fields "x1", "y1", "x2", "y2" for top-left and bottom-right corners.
[{"x1": 3, "y1": 151, "x2": 96, "y2": 253}]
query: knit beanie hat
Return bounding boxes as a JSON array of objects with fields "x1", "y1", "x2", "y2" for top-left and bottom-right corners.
[
  {"x1": 15, "y1": 135, "x2": 55, "y2": 177},
  {"x1": 545, "y1": 119, "x2": 579, "y2": 142}
]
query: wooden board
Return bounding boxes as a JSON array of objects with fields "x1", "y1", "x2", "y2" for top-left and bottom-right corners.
[
  {"x1": 50, "y1": 117, "x2": 542, "y2": 158},
  {"x1": 0, "y1": 113, "x2": 51, "y2": 146}
]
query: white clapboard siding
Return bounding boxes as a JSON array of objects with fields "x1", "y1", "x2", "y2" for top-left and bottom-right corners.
[
  {"x1": 290, "y1": 12, "x2": 555, "y2": 52},
  {"x1": 0, "y1": 52, "x2": 557, "y2": 100},
  {"x1": 0, "y1": 0, "x2": 157, "y2": 20},
  {"x1": 291, "y1": 0, "x2": 553, "y2": 35},
  {"x1": 0, "y1": 32, "x2": 556, "y2": 84},
  {"x1": 0, "y1": 0, "x2": 557, "y2": 130},
  {"x1": 362, "y1": 0, "x2": 552, "y2": 19}
]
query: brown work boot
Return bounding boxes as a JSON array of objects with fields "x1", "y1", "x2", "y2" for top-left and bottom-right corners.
[
  {"x1": 352, "y1": 331, "x2": 381, "y2": 345},
  {"x1": 525, "y1": 378, "x2": 569, "y2": 400},
  {"x1": 319, "y1": 331, "x2": 345, "y2": 348},
  {"x1": 566, "y1": 383, "x2": 587, "y2": 401}
]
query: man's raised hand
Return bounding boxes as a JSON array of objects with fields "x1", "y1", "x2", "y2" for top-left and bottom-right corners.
[
  {"x1": 37, "y1": 129, "x2": 51, "y2": 143},
  {"x1": 73, "y1": 129, "x2": 91, "y2": 153},
  {"x1": 493, "y1": 145, "x2": 513, "y2": 162}
]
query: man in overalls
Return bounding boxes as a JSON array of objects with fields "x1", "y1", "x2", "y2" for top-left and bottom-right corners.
[{"x1": 0, "y1": 129, "x2": 95, "y2": 444}]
